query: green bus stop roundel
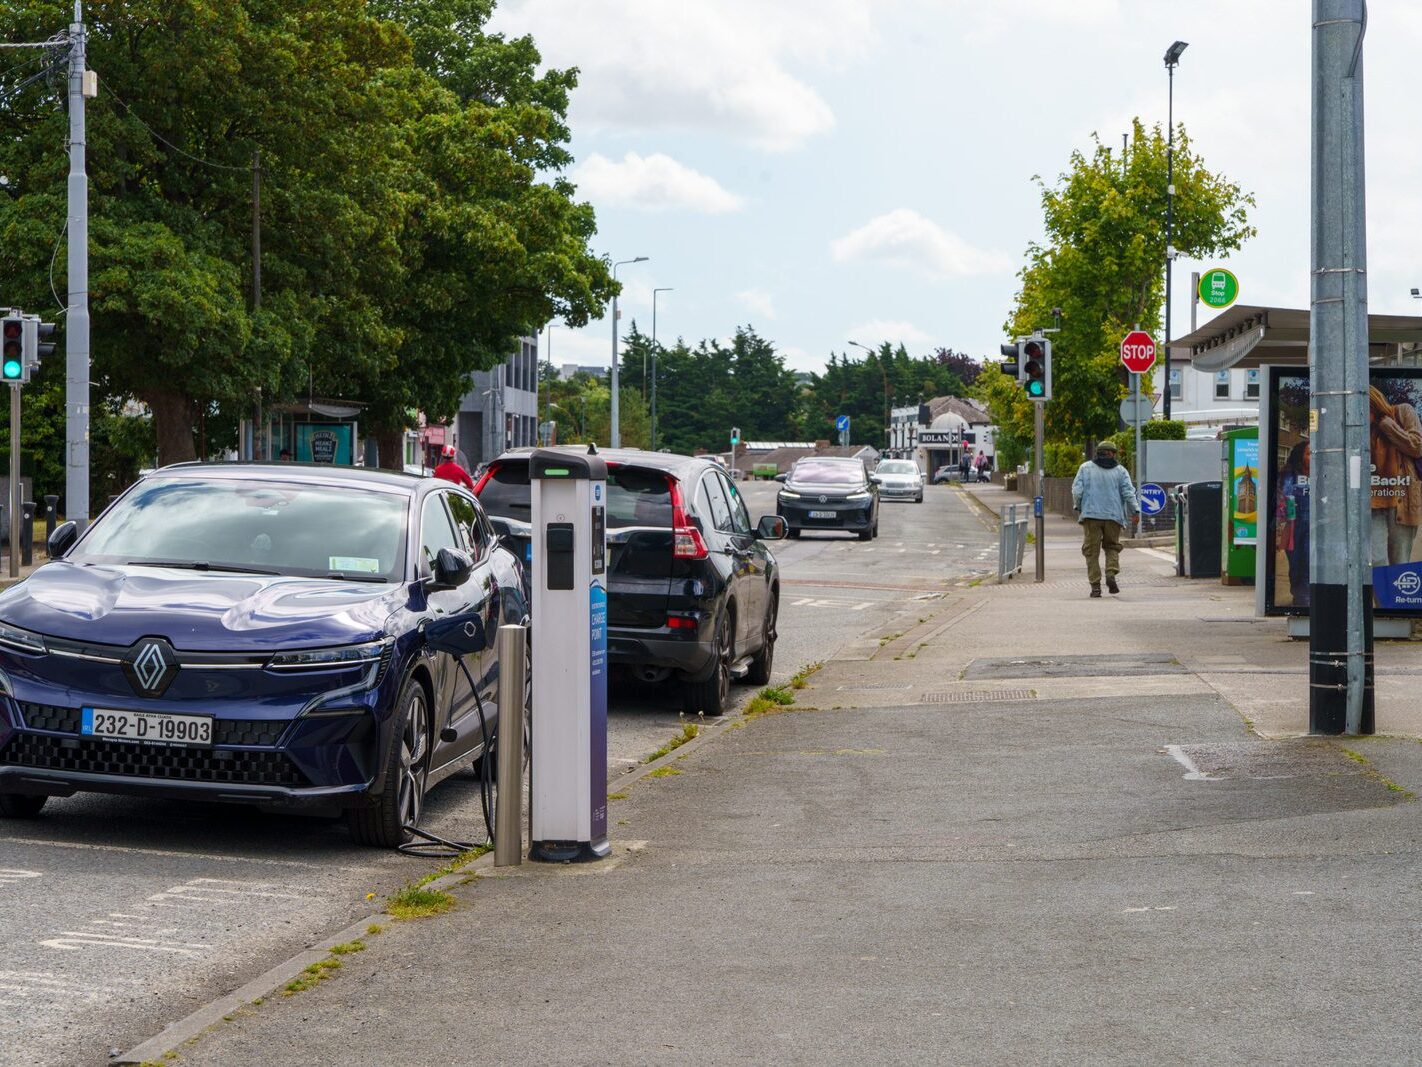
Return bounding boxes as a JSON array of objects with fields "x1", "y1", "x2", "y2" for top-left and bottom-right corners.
[{"x1": 1198, "y1": 268, "x2": 1239, "y2": 309}]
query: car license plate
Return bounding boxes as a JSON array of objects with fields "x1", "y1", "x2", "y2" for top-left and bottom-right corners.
[
  {"x1": 81, "y1": 707, "x2": 214, "y2": 746},
  {"x1": 809, "y1": 510, "x2": 836, "y2": 519}
]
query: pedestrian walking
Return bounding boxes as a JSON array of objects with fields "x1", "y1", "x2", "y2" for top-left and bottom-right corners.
[
  {"x1": 433, "y1": 444, "x2": 476, "y2": 491},
  {"x1": 1071, "y1": 441, "x2": 1139, "y2": 597},
  {"x1": 959, "y1": 451, "x2": 971, "y2": 482}
]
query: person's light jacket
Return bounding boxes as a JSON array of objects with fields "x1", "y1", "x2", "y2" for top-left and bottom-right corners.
[{"x1": 1072, "y1": 459, "x2": 1139, "y2": 526}]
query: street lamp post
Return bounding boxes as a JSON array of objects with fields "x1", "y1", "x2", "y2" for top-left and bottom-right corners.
[
  {"x1": 542, "y1": 323, "x2": 558, "y2": 444},
  {"x1": 651, "y1": 287, "x2": 673, "y2": 451},
  {"x1": 848, "y1": 340, "x2": 891, "y2": 449},
  {"x1": 1163, "y1": 39, "x2": 1188, "y2": 421},
  {"x1": 610, "y1": 256, "x2": 649, "y2": 448}
]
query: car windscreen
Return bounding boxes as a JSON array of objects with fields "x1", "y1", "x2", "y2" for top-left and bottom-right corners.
[
  {"x1": 70, "y1": 478, "x2": 408, "y2": 581},
  {"x1": 790, "y1": 460, "x2": 864, "y2": 486},
  {"x1": 479, "y1": 463, "x2": 670, "y2": 529},
  {"x1": 876, "y1": 462, "x2": 918, "y2": 475}
]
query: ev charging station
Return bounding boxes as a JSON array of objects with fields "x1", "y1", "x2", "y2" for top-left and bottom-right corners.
[{"x1": 529, "y1": 447, "x2": 610, "y2": 862}]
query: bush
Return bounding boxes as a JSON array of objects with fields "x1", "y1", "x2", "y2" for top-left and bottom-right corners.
[
  {"x1": 1044, "y1": 441, "x2": 1083, "y2": 478},
  {"x1": 1143, "y1": 419, "x2": 1186, "y2": 441}
]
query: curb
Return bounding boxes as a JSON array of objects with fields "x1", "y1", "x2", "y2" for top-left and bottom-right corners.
[{"x1": 115, "y1": 687, "x2": 769, "y2": 1065}]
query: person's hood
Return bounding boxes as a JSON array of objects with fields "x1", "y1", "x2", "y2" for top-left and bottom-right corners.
[{"x1": 0, "y1": 562, "x2": 403, "y2": 651}]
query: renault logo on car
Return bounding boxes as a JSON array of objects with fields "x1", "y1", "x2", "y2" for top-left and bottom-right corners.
[{"x1": 124, "y1": 638, "x2": 178, "y2": 697}]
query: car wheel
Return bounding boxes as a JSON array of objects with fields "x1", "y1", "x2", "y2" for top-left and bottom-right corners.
[
  {"x1": 0, "y1": 793, "x2": 47, "y2": 819},
  {"x1": 857, "y1": 527, "x2": 873, "y2": 541},
  {"x1": 682, "y1": 610, "x2": 732, "y2": 716},
  {"x1": 347, "y1": 676, "x2": 430, "y2": 848},
  {"x1": 745, "y1": 591, "x2": 777, "y2": 686}
]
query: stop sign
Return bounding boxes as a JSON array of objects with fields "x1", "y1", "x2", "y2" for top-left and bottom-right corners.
[{"x1": 1120, "y1": 330, "x2": 1157, "y2": 375}]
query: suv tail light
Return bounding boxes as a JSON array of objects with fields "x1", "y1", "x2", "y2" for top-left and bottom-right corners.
[
  {"x1": 472, "y1": 463, "x2": 497, "y2": 495},
  {"x1": 668, "y1": 478, "x2": 708, "y2": 560}
]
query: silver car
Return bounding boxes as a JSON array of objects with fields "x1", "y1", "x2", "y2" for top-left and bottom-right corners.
[{"x1": 873, "y1": 460, "x2": 924, "y2": 503}]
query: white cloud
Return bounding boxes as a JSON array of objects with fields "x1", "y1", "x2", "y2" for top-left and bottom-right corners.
[
  {"x1": 737, "y1": 288, "x2": 777, "y2": 320},
  {"x1": 847, "y1": 319, "x2": 935, "y2": 349},
  {"x1": 491, "y1": 0, "x2": 875, "y2": 150},
  {"x1": 572, "y1": 152, "x2": 744, "y2": 214},
  {"x1": 831, "y1": 210, "x2": 1012, "y2": 278}
]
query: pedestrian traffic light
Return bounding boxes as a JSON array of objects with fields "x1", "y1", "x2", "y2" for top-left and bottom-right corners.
[
  {"x1": 1021, "y1": 338, "x2": 1052, "y2": 401},
  {"x1": 24, "y1": 318, "x2": 56, "y2": 373},
  {"x1": 999, "y1": 342, "x2": 1020, "y2": 380},
  {"x1": 730, "y1": 427, "x2": 741, "y2": 446},
  {"x1": 2, "y1": 317, "x2": 24, "y2": 382}
]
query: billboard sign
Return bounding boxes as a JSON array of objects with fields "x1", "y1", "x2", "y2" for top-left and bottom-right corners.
[{"x1": 1264, "y1": 366, "x2": 1422, "y2": 617}]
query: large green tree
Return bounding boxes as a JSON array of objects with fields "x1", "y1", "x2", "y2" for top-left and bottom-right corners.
[
  {"x1": 798, "y1": 343, "x2": 969, "y2": 446},
  {"x1": 0, "y1": 0, "x2": 613, "y2": 479},
  {"x1": 993, "y1": 118, "x2": 1255, "y2": 449}
]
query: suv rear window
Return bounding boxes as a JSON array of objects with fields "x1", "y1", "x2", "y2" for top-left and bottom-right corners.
[{"x1": 478, "y1": 463, "x2": 671, "y2": 529}]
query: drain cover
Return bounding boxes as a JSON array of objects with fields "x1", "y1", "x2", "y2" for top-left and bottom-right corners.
[
  {"x1": 964, "y1": 653, "x2": 1186, "y2": 680},
  {"x1": 919, "y1": 689, "x2": 1037, "y2": 704},
  {"x1": 836, "y1": 684, "x2": 914, "y2": 691}
]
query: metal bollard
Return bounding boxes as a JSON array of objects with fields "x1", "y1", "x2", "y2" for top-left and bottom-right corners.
[
  {"x1": 44, "y1": 495, "x2": 58, "y2": 542},
  {"x1": 494, "y1": 623, "x2": 527, "y2": 866},
  {"x1": 20, "y1": 502, "x2": 35, "y2": 568}
]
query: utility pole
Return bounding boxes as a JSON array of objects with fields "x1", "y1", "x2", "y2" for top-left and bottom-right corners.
[
  {"x1": 651, "y1": 288, "x2": 672, "y2": 451},
  {"x1": 1309, "y1": 0, "x2": 1372, "y2": 735},
  {"x1": 1162, "y1": 40, "x2": 1187, "y2": 421},
  {"x1": 609, "y1": 256, "x2": 647, "y2": 449},
  {"x1": 251, "y1": 148, "x2": 262, "y2": 461},
  {"x1": 65, "y1": 1, "x2": 91, "y2": 529}
]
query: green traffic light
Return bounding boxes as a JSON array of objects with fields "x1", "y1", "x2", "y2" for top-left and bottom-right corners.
[
  {"x1": 2, "y1": 360, "x2": 21, "y2": 380},
  {"x1": 1026, "y1": 380, "x2": 1045, "y2": 398}
]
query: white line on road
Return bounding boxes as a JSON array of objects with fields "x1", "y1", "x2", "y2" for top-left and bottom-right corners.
[
  {"x1": 1163, "y1": 745, "x2": 1219, "y2": 781},
  {"x1": 0, "y1": 868, "x2": 42, "y2": 885},
  {"x1": 41, "y1": 932, "x2": 211, "y2": 955},
  {"x1": 0, "y1": 836, "x2": 365, "y2": 871}
]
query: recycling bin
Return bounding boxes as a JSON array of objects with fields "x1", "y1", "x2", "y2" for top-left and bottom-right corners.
[{"x1": 1179, "y1": 480, "x2": 1224, "y2": 579}]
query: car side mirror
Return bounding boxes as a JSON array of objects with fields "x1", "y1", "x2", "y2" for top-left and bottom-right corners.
[
  {"x1": 429, "y1": 546, "x2": 474, "y2": 591},
  {"x1": 774, "y1": 473, "x2": 788, "y2": 483},
  {"x1": 869, "y1": 474, "x2": 882, "y2": 484},
  {"x1": 756, "y1": 515, "x2": 787, "y2": 540},
  {"x1": 48, "y1": 521, "x2": 78, "y2": 560}
]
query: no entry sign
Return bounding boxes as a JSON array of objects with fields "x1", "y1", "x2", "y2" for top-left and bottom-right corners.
[{"x1": 1120, "y1": 331, "x2": 1157, "y2": 375}]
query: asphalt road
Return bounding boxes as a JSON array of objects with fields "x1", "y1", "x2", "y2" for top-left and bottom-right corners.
[{"x1": 0, "y1": 480, "x2": 995, "y2": 1067}]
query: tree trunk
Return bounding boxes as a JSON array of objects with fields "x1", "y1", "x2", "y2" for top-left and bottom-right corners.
[
  {"x1": 374, "y1": 427, "x2": 405, "y2": 471},
  {"x1": 148, "y1": 392, "x2": 199, "y2": 467}
]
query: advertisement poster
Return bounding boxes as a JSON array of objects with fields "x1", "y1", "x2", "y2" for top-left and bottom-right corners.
[
  {"x1": 1231, "y1": 437, "x2": 1259, "y2": 546},
  {"x1": 295, "y1": 423, "x2": 354, "y2": 465},
  {"x1": 1265, "y1": 367, "x2": 1422, "y2": 616}
]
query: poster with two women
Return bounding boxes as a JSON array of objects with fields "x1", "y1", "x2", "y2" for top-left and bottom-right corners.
[{"x1": 1266, "y1": 366, "x2": 1422, "y2": 616}]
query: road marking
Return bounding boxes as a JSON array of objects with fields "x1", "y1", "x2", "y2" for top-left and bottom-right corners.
[
  {"x1": 1122, "y1": 906, "x2": 1178, "y2": 913},
  {"x1": 41, "y1": 931, "x2": 211, "y2": 955},
  {"x1": 0, "y1": 868, "x2": 42, "y2": 886},
  {"x1": 0, "y1": 836, "x2": 365, "y2": 871},
  {"x1": 1164, "y1": 744, "x2": 1219, "y2": 781}
]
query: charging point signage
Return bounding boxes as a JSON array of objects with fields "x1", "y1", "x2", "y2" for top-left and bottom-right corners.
[{"x1": 530, "y1": 448, "x2": 610, "y2": 862}]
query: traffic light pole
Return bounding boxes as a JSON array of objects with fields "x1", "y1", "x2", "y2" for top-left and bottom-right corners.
[
  {"x1": 1033, "y1": 400, "x2": 1045, "y2": 582},
  {"x1": 65, "y1": 2, "x2": 91, "y2": 530},
  {"x1": 10, "y1": 385, "x2": 21, "y2": 579}
]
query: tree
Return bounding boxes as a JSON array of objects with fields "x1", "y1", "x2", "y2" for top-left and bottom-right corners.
[
  {"x1": 993, "y1": 118, "x2": 1255, "y2": 450},
  {"x1": 0, "y1": 0, "x2": 614, "y2": 477},
  {"x1": 798, "y1": 343, "x2": 968, "y2": 445}
]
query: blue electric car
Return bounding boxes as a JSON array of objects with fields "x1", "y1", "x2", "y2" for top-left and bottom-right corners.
[{"x1": 0, "y1": 464, "x2": 527, "y2": 848}]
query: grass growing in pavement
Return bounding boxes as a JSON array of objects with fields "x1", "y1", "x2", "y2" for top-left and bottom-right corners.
[
  {"x1": 283, "y1": 957, "x2": 344, "y2": 996},
  {"x1": 607, "y1": 790, "x2": 630, "y2": 801},
  {"x1": 790, "y1": 662, "x2": 823, "y2": 690},
  {"x1": 409, "y1": 844, "x2": 491, "y2": 890},
  {"x1": 386, "y1": 884, "x2": 456, "y2": 920},
  {"x1": 643, "y1": 720, "x2": 699, "y2": 764},
  {"x1": 647, "y1": 766, "x2": 682, "y2": 778}
]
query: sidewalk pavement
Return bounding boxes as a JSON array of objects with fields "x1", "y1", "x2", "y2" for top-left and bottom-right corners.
[{"x1": 138, "y1": 490, "x2": 1422, "y2": 1066}]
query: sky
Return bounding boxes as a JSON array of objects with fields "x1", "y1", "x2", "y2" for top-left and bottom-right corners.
[{"x1": 488, "y1": 0, "x2": 1422, "y2": 376}]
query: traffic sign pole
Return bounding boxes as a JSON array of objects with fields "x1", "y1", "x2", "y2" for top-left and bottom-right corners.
[{"x1": 1033, "y1": 401, "x2": 1044, "y2": 583}]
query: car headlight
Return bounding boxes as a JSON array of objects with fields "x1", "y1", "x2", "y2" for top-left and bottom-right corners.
[
  {"x1": 268, "y1": 639, "x2": 391, "y2": 671},
  {"x1": 778, "y1": 490, "x2": 801, "y2": 500},
  {"x1": 847, "y1": 492, "x2": 871, "y2": 502},
  {"x1": 0, "y1": 620, "x2": 46, "y2": 655}
]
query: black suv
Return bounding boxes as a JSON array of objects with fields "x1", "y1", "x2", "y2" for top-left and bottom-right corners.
[
  {"x1": 776, "y1": 457, "x2": 880, "y2": 540},
  {"x1": 476, "y1": 449, "x2": 785, "y2": 715}
]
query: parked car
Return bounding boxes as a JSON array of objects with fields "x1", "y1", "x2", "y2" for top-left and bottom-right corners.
[
  {"x1": 476, "y1": 448, "x2": 785, "y2": 716},
  {"x1": 874, "y1": 459, "x2": 924, "y2": 503},
  {"x1": 776, "y1": 456, "x2": 880, "y2": 540},
  {"x1": 0, "y1": 463, "x2": 528, "y2": 849},
  {"x1": 931, "y1": 465, "x2": 956, "y2": 485}
]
